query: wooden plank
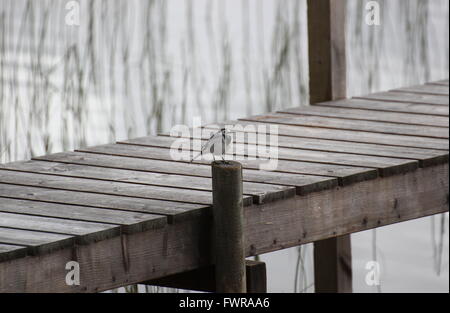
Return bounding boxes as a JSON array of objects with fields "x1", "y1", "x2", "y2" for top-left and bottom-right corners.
[
  {"x1": 391, "y1": 84, "x2": 449, "y2": 96},
  {"x1": 357, "y1": 91, "x2": 449, "y2": 106},
  {"x1": 1, "y1": 160, "x2": 295, "y2": 205},
  {"x1": 0, "y1": 227, "x2": 74, "y2": 256},
  {"x1": 34, "y1": 152, "x2": 338, "y2": 196},
  {"x1": 0, "y1": 168, "x2": 236, "y2": 206},
  {"x1": 1, "y1": 163, "x2": 447, "y2": 292},
  {"x1": 0, "y1": 183, "x2": 203, "y2": 224},
  {"x1": 0, "y1": 212, "x2": 120, "y2": 245},
  {"x1": 167, "y1": 129, "x2": 448, "y2": 168},
  {"x1": 121, "y1": 136, "x2": 419, "y2": 177},
  {"x1": 279, "y1": 105, "x2": 449, "y2": 127},
  {"x1": 0, "y1": 244, "x2": 28, "y2": 262},
  {"x1": 429, "y1": 80, "x2": 449, "y2": 86},
  {"x1": 219, "y1": 120, "x2": 449, "y2": 150},
  {"x1": 318, "y1": 98, "x2": 449, "y2": 116},
  {"x1": 307, "y1": 0, "x2": 346, "y2": 103},
  {"x1": 241, "y1": 113, "x2": 448, "y2": 139},
  {"x1": 77, "y1": 143, "x2": 379, "y2": 186},
  {"x1": 0, "y1": 197, "x2": 166, "y2": 234}
]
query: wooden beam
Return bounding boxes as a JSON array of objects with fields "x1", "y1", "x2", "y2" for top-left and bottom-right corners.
[
  {"x1": 307, "y1": 0, "x2": 346, "y2": 103},
  {"x1": 144, "y1": 260, "x2": 266, "y2": 293},
  {"x1": 0, "y1": 163, "x2": 447, "y2": 292}
]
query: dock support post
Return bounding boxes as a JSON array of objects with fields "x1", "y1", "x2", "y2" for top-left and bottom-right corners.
[
  {"x1": 313, "y1": 235, "x2": 353, "y2": 293},
  {"x1": 308, "y1": 0, "x2": 352, "y2": 293},
  {"x1": 307, "y1": 0, "x2": 347, "y2": 104},
  {"x1": 212, "y1": 161, "x2": 247, "y2": 293}
]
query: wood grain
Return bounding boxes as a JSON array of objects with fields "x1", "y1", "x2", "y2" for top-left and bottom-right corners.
[
  {"x1": 429, "y1": 80, "x2": 449, "y2": 86},
  {"x1": 34, "y1": 152, "x2": 338, "y2": 195},
  {"x1": 241, "y1": 113, "x2": 448, "y2": 139},
  {"x1": 391, "y1": 84, "x2": 449, "y2": 96},
  {"x1": 188, "y1": 127, "x2": 448, "y2": 167},
  {"x1": 121, "y1": 135, "x2": 419, "y2": 177},
  {"x1": 0, "y1": 197, "x2": 166, "y2": 234},
  {"x1": 279, "y1": 105, "x2": 449, "y2": 127},
  {"x1": 357, "y1": 91, "x2": 449, "y2": 106},
  {"x1": 1, "y1": 163, "x2": 446, "y2": 292},
  {"x1": 232, "y1": 120, "x2": 448, "y2": 150},
  {"x1": 0, "y1": 212, "x2": 120, "y2": 245},
  {"x1": 0, "y1": 227, "x2": 74, "y2": 256},
  {"x1": 77, "y1": 143, "x2": 379, "y2": 186},
  {"x1": 318, "y1": 98, "x2": 449, "y2": 116},
  {"x1": 1, "y1": 160, "x2": 295, "y2": 205},
  {"x1": 0, "y1": 183, "x2": 202, "y2": 223},
  {"x1": 0, "y1": 244, "x2": 27, "y2": 262}
]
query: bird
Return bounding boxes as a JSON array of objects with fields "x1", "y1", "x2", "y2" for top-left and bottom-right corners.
[{"x1": 190, "y1": 128, "x2": 233, "y2": 162}]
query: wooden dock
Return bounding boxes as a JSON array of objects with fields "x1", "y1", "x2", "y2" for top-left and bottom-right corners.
[
  {"x1": 0, "y1": 1, "x2": 448, "y2": 293},
  {"x1": 0, "y1": 80, "x2": 448, "y2": 292}
]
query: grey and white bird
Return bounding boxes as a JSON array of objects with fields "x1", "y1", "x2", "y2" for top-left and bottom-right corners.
[{"x1": 190, "y1": 128, "x2": 233, "y2": 162}]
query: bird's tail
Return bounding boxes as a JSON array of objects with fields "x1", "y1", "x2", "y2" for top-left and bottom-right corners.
[{"x1": 190, "y1": 151, "x2": 202, "y2": 163}]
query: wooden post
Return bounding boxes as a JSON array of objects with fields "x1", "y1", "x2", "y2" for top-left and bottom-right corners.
[
  {"x1": 313, "y1": 235, "x2": 352, "y2": 293},
  {"x1": 212, "y1": 161, "x2": 246, "y2": 293},
  {"x1": 307, "y1": 0, "x2": 347, "y2": 104},
  {"x1": 308, "y1": 0, "x2": 352, "y2": 293},
  {"x1": 245, "y1": 260, "x2": 267, "y2": 293}
]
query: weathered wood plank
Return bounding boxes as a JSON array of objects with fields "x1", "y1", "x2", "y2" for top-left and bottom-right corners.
[
  {"x1": 166, "y1": 129, "x2": 448, "y2": 168},
  {"x1": 357, "y1": 91, "x2": 449, "y2": 106},
  {"x1": 279, "y1": 105, "x2": 449, "y2": 127},
  {"x1": 318, "y1": 98, "x2": 449, "y2": 116},
  {"x1": 0, "y1": 197, "x2": 165, "y2": 234},
  {"x1": 0, "y1": 183, "x2": 203, "y2": 223},
  {"x1": 241, "y1": 113, "x2": 448, "y2": 139},
  {"x1": 77, "y1": 143, "x2": 379, "y2": 186},
  {"x1": 233, "y1": 120, "x2": 448, "y2": 150},
  {"x1": 0, "y1": 227, "x2": 74, "y2": 256},
  {"x1": 429, "y1": 80, "x2": 449, "y2": 86},
  {"x1": 121, "y1": 136, "x2": 419, "y2": 177},
  {"x1": 1, "y1": 160, "x2": 295, "y2": 205},
  {"x1": 0, "y1": 244, "x2": 28, "y2": 263},
  {"x1": 0, "y1": 168, "x2": 237, "y2": 206},
  {"x1": 391, "y1": 84, "x2": 449, "y2": 96},
  {"x1": 0, "y1": 212, "x2": 120, "y2": 245},
  {"x1": 34, "y1": 152, "x2": 338, "y2": 195},
  {"x1": 1, "y1": 163, "x2": 447, "y2": 292}
]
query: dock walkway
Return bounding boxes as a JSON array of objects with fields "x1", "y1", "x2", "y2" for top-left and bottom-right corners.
[{"x1": 0, "y1": 80, "x2": 448, "y2": 292}]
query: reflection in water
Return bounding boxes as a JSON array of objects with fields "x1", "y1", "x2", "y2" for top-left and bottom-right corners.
[
  {"x1": 371, "y1": 229, "x2": 382, "y2": 293},
  {"x1": 294, "y1": 245, "x2": 313, "y2": 293},
  {"x1": 431, "y1": 214, "x2": 447, "y2": 276},
  {"x1": 0, "y1": 0, "x2": 448, "y2": 292}
]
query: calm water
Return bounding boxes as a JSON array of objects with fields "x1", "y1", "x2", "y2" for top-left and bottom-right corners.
[{"x1": 0, "y1": 0, "x2": 448, "y2": 292}]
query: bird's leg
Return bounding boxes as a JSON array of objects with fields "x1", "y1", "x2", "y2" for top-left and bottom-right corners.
[{"x1": 221, "y1": 153, "x2": 231, "y2": 164}]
